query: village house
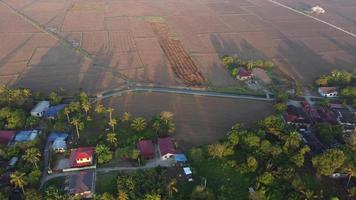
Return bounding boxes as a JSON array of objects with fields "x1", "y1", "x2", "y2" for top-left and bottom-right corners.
[
  {"x1": 329, "y1": 104, "x2": 356, "y2": 133},
  {"x1": 137, "y1": 139, "x2": 155, "y2": 160},
  {"x1": 69, "y1": 147, "x2": 94, "y2": 168},
  {"x1": 0, "y1": 130, "x2": 15, "y2": 146},
  {"x1": 236, "y1": 67, "x2": 253, "y2": 80},
  {"x1": 318, "y1": 87, "x2": 338, "y2": 98},
  {"x1": 13, "y1": 130, "x2": 39, "y2": 143},
  {"x1": 30, "y1": 101, "x2": 50, "y2": 117},
  {"x1": 48, "y1": 132, "x2": 68, "y2": 152},
  {"x1": 158, "y1": 137, "x2": 177, "y2": 160},
  {"x1": 173, "y1": 154, "x2": 188, "y2": 166},
  {"x1": 283, "y1": 105, "x2": 311, "y2": 130},
  {"x1": 67, "y1": 170, "x2": 95, "y2": 198},
  {"x1": 45, "y1": 104, "x2": 66, "y2": 119}
]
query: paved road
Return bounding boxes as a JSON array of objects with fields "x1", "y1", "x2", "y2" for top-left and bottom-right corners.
[{"x1": 95, "y1": 85, "x2": 274, "y2": 102}]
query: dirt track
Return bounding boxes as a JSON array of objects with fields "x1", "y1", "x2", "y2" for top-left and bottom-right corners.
[{"x1": 103, "y1": 93, "x2": 274, "y2": 149}]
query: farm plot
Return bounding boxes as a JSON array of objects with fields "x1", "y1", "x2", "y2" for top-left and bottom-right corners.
[
  {"x1": 105, "y1": 17, "x2": 131, "y2": 31},
  {"x1": 151, "y1": 22, "x2": 206, "y2": 86},
  {"x1": 61, "y1": 10, "x2": 105, "y2": 32},
  {"x1": 82, "y1": 31, "x2": 109, "y2": 55},
  {"x1": 108, "y1": 31, "x2": 136, "y2": 53}
]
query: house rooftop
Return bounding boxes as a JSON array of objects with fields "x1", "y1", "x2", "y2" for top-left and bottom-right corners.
[
  {"x1": 31, "y1": 101, "x2": 50, "y2": 113},
  {"x1": 69, "y1": 170, "x2": 94, "y2": 197},
  {"x1": 48, "y1": 132, "x2": 68, "y2": 142},
  {"x1": 174, "y1": 154, "x2": 188, "y2": 163},
  {"x1": 137, "y1": 140, "x2": 154, "y2": 158},
  {"x1": 69, "y1": 147, "x2": 94, "y2": 168},
  {"x1": 14, "y1": 130, "x2": 39, "y2": 142},
  {"x1": 0, "y1": 130, "x2": 15, "y2": 145},
  {"x1": 52, "y1": 139, "x2": 67, "y2": 151},
  {"x1": 158, "y1": 137, "x2": 175, "y2": 156},
  {"x1": 319, "y1": 87, "x2": 337, "y2": 94},
  {"x1": 237, "y1": 67, "x2": 252, "y2": 77},
  {"x1": 45, "y1": 104, "x2": 66, "y2": 118},
  {"x1": 183, "y1": 167, "x2": 192, "y2": 175}
]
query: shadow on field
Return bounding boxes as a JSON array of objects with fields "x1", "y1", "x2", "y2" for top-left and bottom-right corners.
[
  {"x1": 323, "y1": 34, "x2": 356, "y2": 68},
  {"x1": 276, "y1": 36, "x2": 335, "y2": 82},
  {"x1": 209, "y1": 34, "x2": 267, "y2": 60},
  {"x1": 12, "y1": 44, "x2": 124, "y2": 95}
]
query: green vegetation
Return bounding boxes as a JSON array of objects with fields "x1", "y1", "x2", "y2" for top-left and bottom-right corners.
[
  {"x1": 187, "y1": 115, "x2": 356, "y2": 199},
  {"x1": 221, "y1": 55, "x2": 274, "y2": 77},
  {"x1": 315, "y1": 70, "x2": 356, "y2": 105}
]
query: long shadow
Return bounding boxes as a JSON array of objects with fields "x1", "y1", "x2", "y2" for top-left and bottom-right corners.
[
  {"x1": 11, "y1": 45, "x2": 83, "y2": 94},
  {"x1": 209, "y1": 33, "x2": 267, "y2": 60},
  {"x1": 323, "y1": 34, "x2": 356, "y2": 65},
  {"x1": 275, "y1": 35, "x2": 336, "y2": 82}
]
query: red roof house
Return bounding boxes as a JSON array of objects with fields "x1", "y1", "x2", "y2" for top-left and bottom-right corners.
[
  {"x1": 137, "y1": 140, "x2": 154, "y2": 160},
  {"x1": 69, "y1": 147, "x2": 94, "y2": 168},
  {"x1": 236, "y1": 67, "x2": 253, "y2": 80},
  {"x1": 0, "y1": 131, "x2": 15, "y2": 146},
  {"x1": 158, "y1": 137, "x2": 176, "y2": 159}
]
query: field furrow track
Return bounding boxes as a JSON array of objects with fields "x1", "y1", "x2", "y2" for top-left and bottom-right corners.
[{"x1": 150, "y1": 22, "x2": 206, "y2": 86}]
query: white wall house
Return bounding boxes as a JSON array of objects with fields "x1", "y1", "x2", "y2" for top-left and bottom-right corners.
[
  {"x1": 30, "y1": 101, "x2": 50, "y2": 117},
  {"x1": 318, "y1": 87, "x2": 338, "y2": 98}
]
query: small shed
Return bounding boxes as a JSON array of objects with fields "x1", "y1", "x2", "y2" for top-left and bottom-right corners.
[
  {"x1": 30, "y1": 101, "x2": 50, "y2": 117},
  {"x1": 183, "y1": 167, "x2": 193, "y2": 182}
]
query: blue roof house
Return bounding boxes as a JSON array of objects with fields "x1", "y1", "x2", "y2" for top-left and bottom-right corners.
[
  {"x1": 14, "y1": 130, "x2": 39, "y2": 142},
  {"x1": 45, "y1": 104, "x2": 66, "y2": 119},
  {"x1": 174, "y1": 154, "x2": 188, "y2": 163},
  {"x1": 48, "y1": 132, "x2": 68, "y2": 142}
]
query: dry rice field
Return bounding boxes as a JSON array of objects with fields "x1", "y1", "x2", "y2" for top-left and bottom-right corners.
[
  {"x1": 0, "y1": 0, "x2": 355, "y2": 93},
  {"x1": 104, "y1": 93, "x2": 274, "y2": 149}
]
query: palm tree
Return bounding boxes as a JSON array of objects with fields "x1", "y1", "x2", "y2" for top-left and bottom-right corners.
[
  {"x1": 81, "y1": 100, "x2": 91, "y2": 116},
  {"x1": 347, "y1": 168, "x2": 356, "y2": 187},
  {"x1": 131, "y1": 117, "x2": 146, "y2": 132},
  {"x1": 63, "y1": 107, "x2": 71, "y2": 123},
  {"x1": 23, "y1": 148, "x2": 41, "y2": 168},
  {"x1": 121, "y1": 112, "x2": 131, "y2": 123},
  {"x1": 107, "y1": 107, "x2": 114, "y2": 122},
  {"x1": 160, "y1": 111, "x2": 173, "y2": 122},
  {"x1": 166, "y1": 179, "x2": 178, "y2": 198},
  {"x1": 71, "y1": 118, "x2": 82, "y2": 139},
  {"x1": 10, "y1": 171, "x2": 26, "y2": 193},
  {"x1": 106, "y1": 133, "x2": 118, "y2": 148},
  {"x1": 117, "y1": 191, "x2": 129, "y2": 200},
  {"x1": 108, "y1": 118, "x2": 117, "y2": 132},
  {"x1": 95, "y1": 102, "x2": 105, "y2": 114}
]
